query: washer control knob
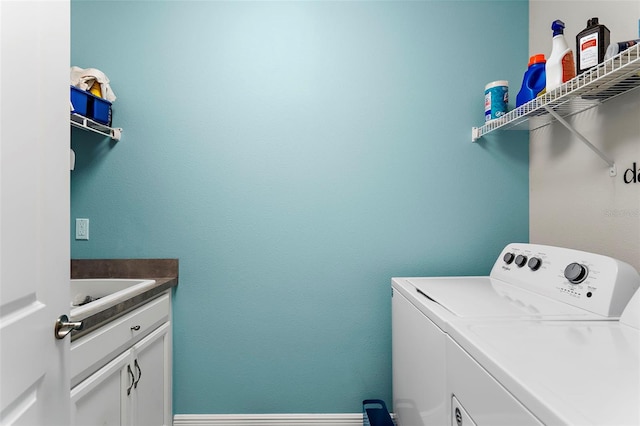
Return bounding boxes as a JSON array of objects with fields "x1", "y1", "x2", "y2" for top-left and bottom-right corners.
[
  {"x1": 564, "y1": 262, "x2": 588, "y2": 284},
  {"x1": 528, "y1": 257, "x2": 542, "y2": 271},
  {"x1": 515, "y1": 254, "x2": 528, "y2": 268},
  {"x1": 503, "y1": 252, "x2": 515, "y2": 264}
]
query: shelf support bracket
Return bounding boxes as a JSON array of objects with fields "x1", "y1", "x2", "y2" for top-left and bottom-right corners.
[
  {"x1": 543, "y1": 105, "x2": 616, "y2": 177},
  {"x1": 472, "y1": 127, "x2": 481, "y2": 142}
]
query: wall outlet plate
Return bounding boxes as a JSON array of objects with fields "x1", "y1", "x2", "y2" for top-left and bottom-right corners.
[{"x1": 75, "y1": 218, "x2": 89, "y2": 240}]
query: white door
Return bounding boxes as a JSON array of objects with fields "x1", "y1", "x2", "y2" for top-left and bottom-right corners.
[{"x1": 0, "y1": 0, "x2": 71, "y2": 425}]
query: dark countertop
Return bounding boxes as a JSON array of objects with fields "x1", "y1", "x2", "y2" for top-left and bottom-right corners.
[{"x1": 70, "y1": 259, "x2": 178, "y2": 340}]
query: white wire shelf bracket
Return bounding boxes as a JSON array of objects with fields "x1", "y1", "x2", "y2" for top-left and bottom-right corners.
[
  {"x1": 542, "y1": 105, "x2": 617, "y2": 177},
  {"x1": 471, "y1": 43, "x2": 640, "y2": 176},
  {"x1": 70, "y1": 113, "x2": 122, "y2": 141}
]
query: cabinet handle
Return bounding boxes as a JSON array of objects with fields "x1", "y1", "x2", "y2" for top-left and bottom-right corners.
[
  {"x1": 131, "y1": 325, "x2": 141, "y2": 331},
  {"x1": 134, "y1": 359, "x2": 142, "y2": 389},
  {"x1": 127, "y1": 364, "x2": 135, "y2": 395}
]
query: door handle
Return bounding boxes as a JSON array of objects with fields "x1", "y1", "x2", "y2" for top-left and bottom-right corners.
[{"x1": 54, "y1": 314, "x2": 83, "y2": 339}]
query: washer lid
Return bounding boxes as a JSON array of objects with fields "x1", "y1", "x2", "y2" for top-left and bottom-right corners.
[{"x1": 406, "y1": 277, "x2": 608, "y2": 319}]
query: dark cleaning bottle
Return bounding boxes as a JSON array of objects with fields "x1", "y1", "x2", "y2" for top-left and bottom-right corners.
[{"x1": 576, "y1": 17, "x2": 610, "y2": 74}]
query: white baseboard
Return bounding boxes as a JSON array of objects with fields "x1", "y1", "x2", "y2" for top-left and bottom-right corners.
[{"x1": 173, "y1": 413, "x2": 395, "y2": 426}]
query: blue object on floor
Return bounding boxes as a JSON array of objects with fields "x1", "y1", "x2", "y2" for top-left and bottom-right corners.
[{"x1": 363, "y1": 399, "x2": 393, "y2": 426}]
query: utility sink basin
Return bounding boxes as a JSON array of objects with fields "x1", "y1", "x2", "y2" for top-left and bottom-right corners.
[{"x1": 70, "y1": 278, "x2": 156, "y2": 320}]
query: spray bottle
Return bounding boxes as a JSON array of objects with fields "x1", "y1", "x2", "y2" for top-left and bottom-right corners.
[{"x1": 546, "y1": 20, "x2": 576, "y2": 92}]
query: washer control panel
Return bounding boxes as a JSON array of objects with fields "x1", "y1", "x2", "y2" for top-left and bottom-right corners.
[{"x1": 490, "y1": 243, "x2": 640, "y2": 317}]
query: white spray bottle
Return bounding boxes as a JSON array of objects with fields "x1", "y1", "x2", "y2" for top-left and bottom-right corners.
[{"x1": 546, "y1": 20, "x2": 576, "y2": 92}]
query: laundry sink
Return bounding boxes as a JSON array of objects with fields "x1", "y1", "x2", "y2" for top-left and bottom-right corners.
[{"x1": 70, "y1": 278, "x2": 156, "y2": 320}]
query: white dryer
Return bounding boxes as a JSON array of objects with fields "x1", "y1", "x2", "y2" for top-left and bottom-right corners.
[
  {"x1": 447, "y1": 290, "x2": 640, "y2": 425},
  {"x1": 392, "y1": 243, "x2": 640, "y2": 426}
]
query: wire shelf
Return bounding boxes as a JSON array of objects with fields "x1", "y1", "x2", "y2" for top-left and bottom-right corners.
[
  {"x1": 472, "y1": 43, "x2": 640, "y2": 141},
  {"x1": 70, "y1": 113, "x2": 122, "y2": 141}
]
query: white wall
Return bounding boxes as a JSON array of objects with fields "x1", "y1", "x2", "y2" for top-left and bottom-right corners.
[{"x1": 529, "y1": 0, "x2": 640, "y2": 270}]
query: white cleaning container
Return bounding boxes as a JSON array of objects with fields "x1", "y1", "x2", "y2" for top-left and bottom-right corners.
[
  {"x1": 545, "y1": 20, "x2": 576, "y2": 92},
  {"x1": 484, "y1": 80, "x2": 509, "y2": 121}
]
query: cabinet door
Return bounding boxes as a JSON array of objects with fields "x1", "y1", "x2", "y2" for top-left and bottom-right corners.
[
  {"x1": 71, "y1": 350, "x2": 132, "y2": 426},
  {"x1": 131, "y1": 322, "x2": 172, "y2": 426}
]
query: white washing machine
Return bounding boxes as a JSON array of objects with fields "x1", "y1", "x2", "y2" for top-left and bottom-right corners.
[{"x1": 392, "y1": 243, "x2": 640, "y2": 426}]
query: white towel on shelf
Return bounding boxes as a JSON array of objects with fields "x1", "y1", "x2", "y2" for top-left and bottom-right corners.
[{"x1": 70, "y1": 66, "x2": 117, "y2": 102}]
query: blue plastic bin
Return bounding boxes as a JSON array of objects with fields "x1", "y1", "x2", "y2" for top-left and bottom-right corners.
[
  {"x1": 91, "y1": 95, "x2": 112, "y2": 125},
  {"x1": 363, "y1": 399, "x2": 393, "y2": 426},
  {"x1": 70, "y1": 85, "x2": 112, "y2": 125},
  {"x1": 70, "y1": 86, "x2": 90, "y2": 116}
]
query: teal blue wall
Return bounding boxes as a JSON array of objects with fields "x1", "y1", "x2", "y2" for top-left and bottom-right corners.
[{"x1": 71, "y1": 0, "x2": 529, "y2": 414}]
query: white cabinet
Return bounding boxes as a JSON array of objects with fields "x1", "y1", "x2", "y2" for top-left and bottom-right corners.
[
  {"x1": 71, "y1": 350, "x2": 130, "y2": 425},
  {"x1": 70, "y1": 292, "x2": 172, "y2": 426},
  {"x1": 131, "y1": 323, "x2": 171, "y2": 426}
]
